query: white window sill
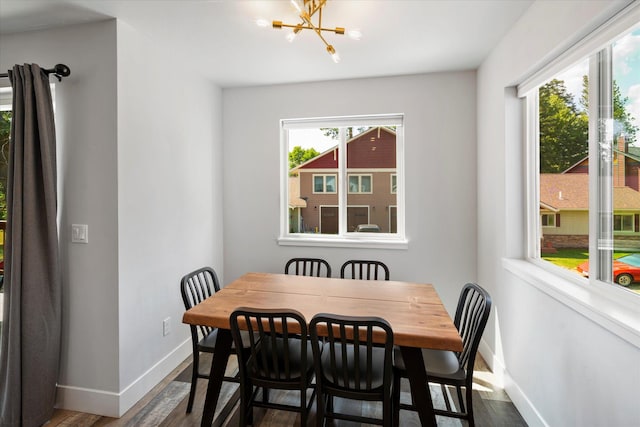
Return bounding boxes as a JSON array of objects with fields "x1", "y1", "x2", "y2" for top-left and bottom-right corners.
[
  {"x1": 503, "y1": 258, "x2": 640, "y2": 348},
  {"x1": 278, "y1": 235, "x2": 409, "y2": 250}
]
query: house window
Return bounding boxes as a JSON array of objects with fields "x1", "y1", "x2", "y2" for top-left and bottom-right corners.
[
  {"x1": 313, "y1": 174, "x2": 336, "y2": 193},
  {"x1": 280, "y1": 114, "x2": 406, "y2": 247},
  {"x1": 614, "y1": 214, "x2": 634, "y2": 232},
  {"x1": 390, "y1": 174, "x2": 397, "y2": 194},
  {"x1": 523, "y1": 23, "x2": 640, "y2": 293},
  {"x1": 348, "y1": 175, "x2": 372, "y2": 193},
  {"x1": 541, "y1": 213, "x2": 557, "y2": 227}
]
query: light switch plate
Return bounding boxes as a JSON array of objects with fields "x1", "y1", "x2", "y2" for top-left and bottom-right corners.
[{"x1": 71, "y1": 224, "x2": 88, "y2": 243}]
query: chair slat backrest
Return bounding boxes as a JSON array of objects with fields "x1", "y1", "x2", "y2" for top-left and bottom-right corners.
[
  {"x1": 180, "y1": 267, "x2": 220, "y2": 339},
  {"x1": 340, "y1": 260, "x2": 390, "y2": 281},
  {"x1": 453, "y1": 283, "x2": 492, "y2": 371},
  {"x1": 230, "y1": 307, "x2": 310, "y2": 384},
  {"x1": 310, "y1": 313, "x2": 394, "y2": 393},
  {"x1": 285, "y1": 257, "x2": 332, "y2": 277}
]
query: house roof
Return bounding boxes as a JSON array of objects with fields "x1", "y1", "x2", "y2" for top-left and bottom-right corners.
[
  {"x1": 288, "y1": 176, "x2": 307, "y2": 208},
  {"x1": 290, "y1": 126, "x2": 396, "y2": 172},
  {"x1": 540, "y1": 174, "x2": 640, "y2": 210}
]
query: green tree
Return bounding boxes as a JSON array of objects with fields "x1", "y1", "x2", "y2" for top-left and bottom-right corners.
[
  {"x1": 539, "y1": 79, "x2": 589, "y2": 173},
  {"x1": 289, "y1": 146, "x2": 319, "y2": 170},
  {"x1": 0, "y1": 111, "x2": 10, "y2": 220},
  {"x1": 580, "y1": 75, "x2": 638, "y2": 145}
]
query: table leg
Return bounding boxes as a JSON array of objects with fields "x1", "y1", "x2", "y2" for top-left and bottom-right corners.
[
  {"x1": 200, "y1": 328, "x2": 232, "y2": 427},
  {"x1": 399, "y1": 346, "x2": 437, "y2": 427}
]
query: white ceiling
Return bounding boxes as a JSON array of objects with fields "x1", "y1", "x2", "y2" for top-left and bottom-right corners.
[{"x1": 0, "y1": 0, "x2": 533, "y2": 87}]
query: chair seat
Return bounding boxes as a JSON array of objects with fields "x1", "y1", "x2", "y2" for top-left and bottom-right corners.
[
  {"x1": 198, "y1": 329, "x2": 251, "y2": 353},
  {"x1": 393, "y1": 347, "x2": 464, "y2": 380},
  {"x1": 320, "y1": 342, "x2": 387, "y2": 389},
  {"x1": 253, "y1": 338, "x2": 315, "y2": 380}
]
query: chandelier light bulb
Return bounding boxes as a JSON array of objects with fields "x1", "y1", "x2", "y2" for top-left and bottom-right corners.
[
  {"x1": 327, "y1": 45, "x2": 340, "y2": 63},
  {"x1": 255, "y1": 18, "x2": 269, "y2": 28},
  {"x1": 286, "y1": 31, "x2": 297, "y2": 42},
  {"x1": 290, "y1": 0, "x2": 302, "y2": 13},
  {"x1": 348, "y1": 29, "x2": 362, "y2": 40}
]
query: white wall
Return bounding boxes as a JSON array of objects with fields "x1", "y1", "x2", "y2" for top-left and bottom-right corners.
[
  {"x1": 477, "y1": 1, "x2": 640, "y2": 426},
  {"x1": 115, "y1": 20, "x2": 224, "y2": 413},
  {"x1": 222, "y1": 72, "x2": 478, "y2": 312},
  {"x1": 0, "y1": 19, "x2": 225, "y2": 417}
]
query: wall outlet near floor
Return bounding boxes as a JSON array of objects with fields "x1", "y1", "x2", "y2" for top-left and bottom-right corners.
[{"x1": 163, "y1": 317, "x2": 171, "y2": 336}]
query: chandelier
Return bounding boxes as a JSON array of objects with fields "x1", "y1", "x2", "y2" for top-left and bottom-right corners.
[{"x1": 257, "y1": 0, "x2": 361, "y2": 63}]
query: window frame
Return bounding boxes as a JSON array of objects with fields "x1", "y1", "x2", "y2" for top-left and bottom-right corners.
[
  {"x1": 541, "y1": 213, "x2": 556, "y2": 228},
  {"x1": 312, "y1": 174, "x2": 337, "y2": 194},
  {"x1": 515, "y1": 2, "x2": 640, "y2": 348},
  {"x1": 613, "y1": 214, "x2": 634, "y2": 232},
  {"x1": 278, "y1": 114, "x2": 407, "y2": 249},
  {"x1": 347, "y1": 174, "x2": 373, "y2": 194},
  {"x1": 390, "y1": 174, "x2": 397, "y2": 194}
]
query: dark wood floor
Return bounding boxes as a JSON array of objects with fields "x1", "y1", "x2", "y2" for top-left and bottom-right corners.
[{"x1": 47, "y1": 354, "x2": 527, "y2": 426}]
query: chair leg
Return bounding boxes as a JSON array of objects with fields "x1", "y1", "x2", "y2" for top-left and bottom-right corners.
[
  {"x1": 383, "y1": 392, "x2": 392, "y2": 427},
  {"x1": 442, "y1": 383, "x2": 452, "y2": 412},
  {"x1": 465, "y1": 384, "x2": 475, "y2": 427},
  {"x1": 456, "y1": 385, "x2": 466, "y2": 414},
  {"x1": 300, "y1": 388, "x2": 307, "y2": 426},
  {"x1": 315, "y1": 389, "x2": 324, "y2": 427},
  {"x1": 239, "y1": 381, "x2": 253, "y2": 427},
  {"x1": 186, "y1": 350, "x2": 199, "y2": 413},
  {"x1": 392, "y1": 374, "x2": 401, "y2": 426}
]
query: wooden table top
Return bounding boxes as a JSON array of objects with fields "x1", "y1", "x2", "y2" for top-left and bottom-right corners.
[{"x1": 182, "y1": 272, "x2": 463, "y2": 351}]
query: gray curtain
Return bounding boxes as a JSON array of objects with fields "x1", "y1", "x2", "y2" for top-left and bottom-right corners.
[{"x1": 0, "y1": 64, "x2": 62, "y2": 426}]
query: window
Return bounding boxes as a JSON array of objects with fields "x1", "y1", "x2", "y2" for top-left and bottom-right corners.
[
  {"x1": 614, "y1": 214, "x2": 634, "y2": 232},
  {"x1": 524, "y1": 23, "x2": 640, "y2": 294},
  {"x1": 280, "y1": 114, "x2": 406, "y2": 247},
  {"x1": 313, "y1": 174, "x2": 336, "y2": 193},
  {"x1": 541, "y1": 213, "x2": 557, "y2": 227},
  {"x1": 348, "y1": 174, "x2": 372, "y2": 193}
]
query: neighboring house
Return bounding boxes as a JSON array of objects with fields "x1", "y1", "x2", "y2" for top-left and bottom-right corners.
[
  {"x1": 289, "y1": 127, "x2": 397, "y2": 233},
  {"x1": 540, "y1": 135, "x2": 640, "y2": 250}
]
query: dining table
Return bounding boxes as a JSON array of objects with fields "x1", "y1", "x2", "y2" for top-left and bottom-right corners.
[{"x1": 182, "y1": 272, "x2": 463, "y2": 427}]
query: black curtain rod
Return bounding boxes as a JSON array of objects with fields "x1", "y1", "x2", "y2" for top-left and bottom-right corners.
[{"x1": 0, "y1": 64, "x2": 71, "y2": 81}]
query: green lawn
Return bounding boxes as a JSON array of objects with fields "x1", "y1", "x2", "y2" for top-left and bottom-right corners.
[{"x1": 542, "y1": 249, "x2": 640, "y2": 293}]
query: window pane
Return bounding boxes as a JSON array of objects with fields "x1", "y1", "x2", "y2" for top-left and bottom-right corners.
[
  {"x1": 611, "y1": 26, "x2": 640, "y2": 291},
  {"x1": 349, "y1": 176, "x2": 358, "y2": 192},
  {"x1": 325, "y1": 175, "x2": 336, "y2": 193},
  {"x1": 346, "y1": 126, "x2": 397, "y2": 233},
  {"x1": 361, "y1": 175, "x2": 371, "y2": 192},
  {"x1": 288, "y1": 129, "x2": 338, "y2": 234},
  {"x1": 539, "y1": 59, "x2": 590, "y2": 273}
]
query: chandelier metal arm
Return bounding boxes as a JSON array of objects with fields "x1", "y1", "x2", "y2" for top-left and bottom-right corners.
[{"x1": 267, "y1": 0, "x2": 350, "y2": 62}]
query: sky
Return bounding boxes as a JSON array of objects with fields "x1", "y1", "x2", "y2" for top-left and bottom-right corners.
[
  {"x1": 289, "y1": 128, "x2": 337, "y2": 153},
  {"x1": 556, "y1": 27, "x2": 640, "y2": 143}
]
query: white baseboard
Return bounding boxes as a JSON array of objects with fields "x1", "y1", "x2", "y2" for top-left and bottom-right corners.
[
  {"x1": 477, "y1": 339, "x2": 548, "y2": 427},
  {"x1": 55, "y1": 338, "x2": 191, "y2": 417}
]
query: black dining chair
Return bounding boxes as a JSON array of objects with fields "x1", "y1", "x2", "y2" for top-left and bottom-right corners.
[
  {"x1": 180, "y1": 266, "x2": 247, "y2": 413},
  {"x1": 310, "y1": 313, "x2": 396, "y2": 426},
  {"x1": 340, "y1": 260, "x2": 390, "y2": 280},
  {"x1": 230, "y1": 307, "x2": 316, "y2": 426},
  {"x1": 392, "y1": 282, "x2": 492, "y2": 427},
  {"x1": 285, "y1": 257, "x2": 332, "y2": 277}
]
